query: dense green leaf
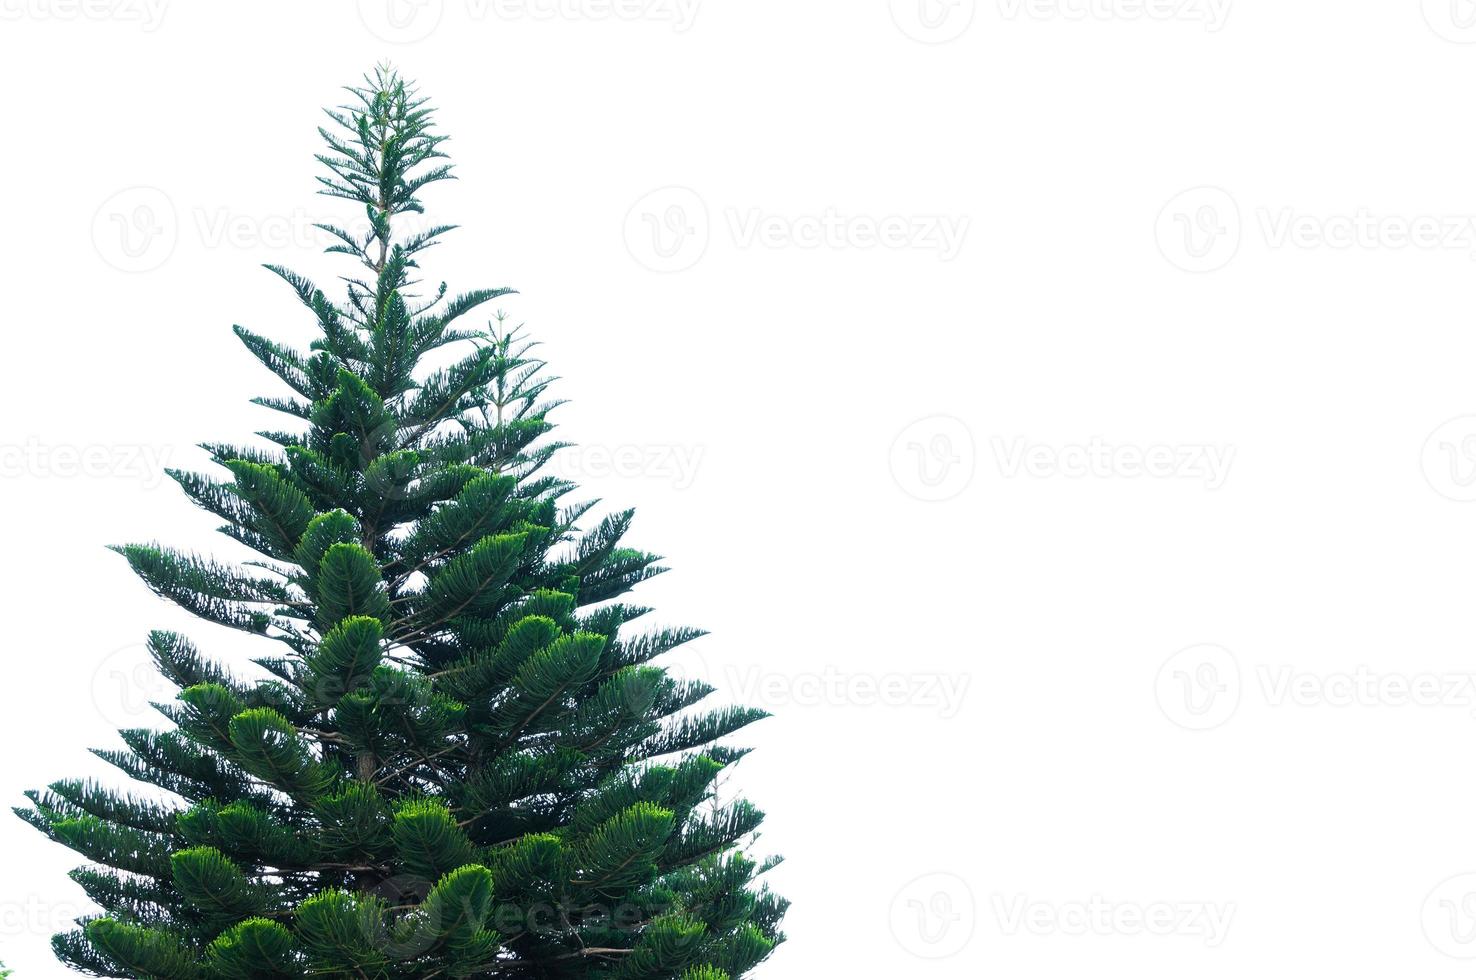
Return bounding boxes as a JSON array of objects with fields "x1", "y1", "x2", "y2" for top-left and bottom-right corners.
[{"x1": 21, "y1": 64, "x2": 784, "y2": 980}]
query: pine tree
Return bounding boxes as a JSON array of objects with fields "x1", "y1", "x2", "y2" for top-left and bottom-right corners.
[{"x1": 17, "y1": 66, "x2": 785, "y2": 979}]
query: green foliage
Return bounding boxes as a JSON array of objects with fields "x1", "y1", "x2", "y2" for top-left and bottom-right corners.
[
  {"x1": 85, "y1": 919, "x2": 195, "y2": 979},
  {"x1": 305, "y1": 615, "x2": 385, "y2": 708},
  {"x1": 171, "y1": 846, "x2": 267, "y2": 921},
  {"x1": 206, "y1": 918, "x2": 301, "y2": 978},
  {"x1": 315, "y1": 542, "x2": 392, "y2": 629},
  {"x1": 18, "y1": 64, "x2": 784, "y2": 979},
  {"x1": 391, "y1": 798, "x2": 476, "y2": 881}
]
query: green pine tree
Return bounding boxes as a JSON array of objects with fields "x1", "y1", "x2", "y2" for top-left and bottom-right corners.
[{"x1": 17, "y1": 66, "x2": 785, "y2": 979}]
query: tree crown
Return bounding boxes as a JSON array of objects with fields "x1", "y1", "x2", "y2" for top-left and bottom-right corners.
[{"x1": 17, "y1": 65, "x2": 785, "y2": 980}]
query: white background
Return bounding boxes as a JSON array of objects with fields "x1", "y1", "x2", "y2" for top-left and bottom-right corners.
[{"x1": 5, "y1": 1, "x2": 1476, "y2": 977}]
